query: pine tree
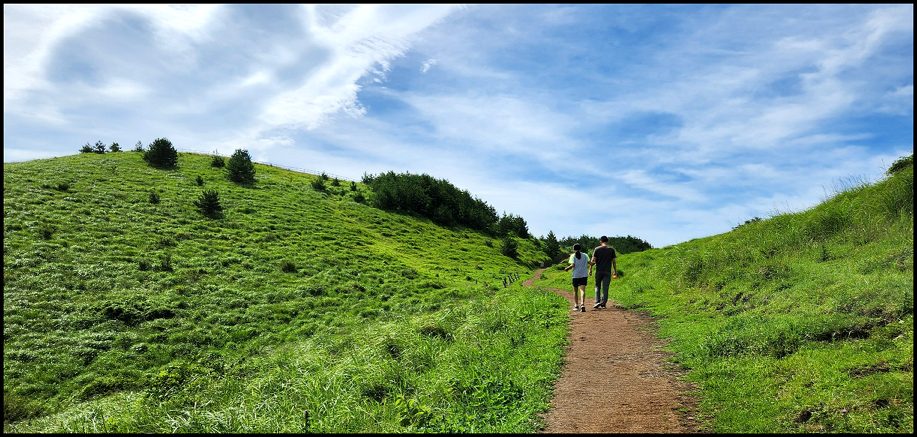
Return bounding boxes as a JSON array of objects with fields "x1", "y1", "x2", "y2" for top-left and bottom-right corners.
[
  {"x1": 143, "y1": 138, "x2": 178, "y2": 168},
  {"x1": 226, "y1": 149, "x2": 255, "y2": 183},
  {"x1": 543, "y1": 230, "x2": 561, "y2": 257}
]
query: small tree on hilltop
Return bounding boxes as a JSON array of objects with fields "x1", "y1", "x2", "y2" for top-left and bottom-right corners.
[
  {"x1": 93, "y1": 141, "x2": 107, "y2": 154},
  {"x1": 134, "y1": 141, "x2": 144, "y2": 152},
  {"x1": 226, "y1": 149, "x2": 255, "y2": 184},
  {"x1": 211, "y1": 151, "x2": 225, "y2": 168},
  {"x1": 109, "y1": 142, "x2": 121, "y2": 152},
  {"x1": 143, "y1": 138, "x2": 178, "y2": 168},
  {"x1": 80, "y1": 143, "x2": 93, "y2": 154}
]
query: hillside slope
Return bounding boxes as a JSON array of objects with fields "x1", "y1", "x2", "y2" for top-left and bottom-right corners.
[
  {"x1": 535, "y1": 158, "x2": 913, "y2": 432},
  {"x1": 4, "y1": 151, "x2": 563, "y2": 432}
]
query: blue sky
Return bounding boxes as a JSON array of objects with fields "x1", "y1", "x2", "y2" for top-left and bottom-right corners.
[{"x1": 4, "y1": 4, "x2": 913, "y2": 248}]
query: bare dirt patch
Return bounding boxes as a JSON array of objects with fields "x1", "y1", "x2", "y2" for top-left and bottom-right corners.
[{"x1": 525, "y1": 269, "x2": 705, "y2": 433}]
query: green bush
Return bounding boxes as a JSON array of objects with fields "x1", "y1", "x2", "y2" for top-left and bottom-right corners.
[
  {"x1": 501, "y1": 236, "x2": 518, "y2": 258},
  {"x1": 80, "y1": 143, "x2": 93, "y2": 154},
  {"x1": 887, "y1": 153, "x2": 913, "y2": 175},
  {"x1": 143, "y1": 138, "x2": 178, "y2": 168},
  {"x1": 94, "y1": 141, "x2": 107, "y2": 154},
  {"x1": 194, "y1": 189, "x2": 223, "y2": 218},
  {"x1": 196, "y1": 175, "x2": 204, "y2": 186},
  {"x1": 226, "y1": 149, "x2": 255, "y2": 183},
  {"x1": 3, "y1": 393, "x2": 46, "y2": 423},
  {"x1": 148, "y1": 192, "x2": 160, "y2": 204},
  {"x1": 211, "y1": 155, "x2": 225, "y2": 168},
  {"x1": 110, "y1": 142, "x2": 121, "y2": 152},
  {"x1": 133, "y1": 141, "x2": 144, "y2": 153}
]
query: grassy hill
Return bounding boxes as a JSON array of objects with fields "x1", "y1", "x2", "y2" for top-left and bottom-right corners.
[
  {"x1": 536, "y1": 156, "x2": 913, "y2": 433},
  {"x1": 4, "y1": 151, "x2": 566, "y2": 433}
]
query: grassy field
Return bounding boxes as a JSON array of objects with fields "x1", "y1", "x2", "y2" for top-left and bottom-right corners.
[
  {"x1": 4, "y1": 149, "x2": 912, "y2": 433},
  {"x1": 4, "y1": 151, "x2": 567, "y2": 432},
  {"x1": 536, "y1": 158, "x2": 913, "y2": 432}
]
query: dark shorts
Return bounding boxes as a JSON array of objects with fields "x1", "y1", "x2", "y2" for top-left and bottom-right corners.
[{"x1": 572, "y1": 277, "x2": 588, "y2": 287}]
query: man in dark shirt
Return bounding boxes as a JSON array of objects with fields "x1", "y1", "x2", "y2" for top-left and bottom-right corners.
[{"x1": 590, "y1": 235, "x2": 618, "y2": 309}]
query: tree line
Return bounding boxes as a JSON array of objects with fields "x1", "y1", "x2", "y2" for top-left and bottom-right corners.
[
  {"x1": 362, "y1": 171, "x2": 529, "y2": 238},
  {"x1": 557, "y1": 234, "x2": 653, "y2": 255}
]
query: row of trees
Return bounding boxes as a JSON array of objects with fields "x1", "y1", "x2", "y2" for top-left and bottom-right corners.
[
  {"x1": 554, "y1": 234, "x2": 653, "y2": 256},
  {"x1": 363, "y1": 171, "x2": 529, "y2": 237},
  {"x1": 79, "y1": 141, "x2": 123, "y2": 154},
  {"x1": 80, "y1": 137, "x2": 257, "y2": 184}
]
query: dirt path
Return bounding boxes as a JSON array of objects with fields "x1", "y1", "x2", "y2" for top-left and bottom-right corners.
[{"x1": 524, "y1": 269, "x2": 703, "y2": 433}]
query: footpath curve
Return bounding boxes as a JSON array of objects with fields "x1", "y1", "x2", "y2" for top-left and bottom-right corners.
[{"x1": 524, "y1": 268, "x2": 704, "y2": 433}]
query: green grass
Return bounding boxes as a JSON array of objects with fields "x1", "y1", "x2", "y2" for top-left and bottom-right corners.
[
  {"x1": 4, "y1": 151, "x2": 565, "y2": 432},
  {"x1": 536, "y1": 163, "x2": 913, "y2": 433},
  {"x1": 5, "y1": 151, "x2": 913, "y2": 433}
]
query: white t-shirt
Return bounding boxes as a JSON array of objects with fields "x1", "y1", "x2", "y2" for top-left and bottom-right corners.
[{"x1": 568, "y1": 252, "x2": 590, "y2": 278}]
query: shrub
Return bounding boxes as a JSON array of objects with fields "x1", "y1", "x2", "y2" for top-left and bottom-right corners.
[
  {"x1": 133, "y1": 141, "x2": 144, "y2": 153},
  {"x1": 280, "y1": 260, "x2": 297, "y2": 273},
  {"x1": 148, "y1": 192, "x2": 160, "y2": 204},
  {"x1": 887, "y1": 153, "x2": 913, "y2": 175},
  {"x1": 38, "y1": 224, "x2": 55, "y2": 240},
  {"x1": 79, "y1": 143, "x2": 93, "y2": 153},
  {"x1": 501, "y1": 236, "x2": 518, "y2": 258},
  {"x1": 226, "y1": 149, "x2": 255, "y2": 183},
  {"x1": 143, "y1": 138, "x2": 178, "y2": 168},
  {"x1": 93, "y1": 141, "x2": 107, "y2": 154},
  {"x1": 211, "y1": 154, "x2": 225, "y2": 168},
  {"x1": 194, "y1": 189, "x2": 223, "y2": 218},
  {"x1": 109, "y1": 142, "x2": 121, "y2": 152},
  {"x1": 311, "y1": 177, "x2": 326, "y2": 191},
  {"x1": 196, "y1": 175, "x2": 204, "y2": 186},
  {"x1": 350, "y1": 181, "x2": 358, "y2": 192},
  {"x1": 158, "y1": 253, "x2": 173, "y2": 272},
  {"x1": 4, "y1": 393, "x2": 46, "y2": 423}
]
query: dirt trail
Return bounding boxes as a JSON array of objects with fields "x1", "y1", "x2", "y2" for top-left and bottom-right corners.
[{"x1": 524, "y1": 268, "x2": 703, "y2": 433}]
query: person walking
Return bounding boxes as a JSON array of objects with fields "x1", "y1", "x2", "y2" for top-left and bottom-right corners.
[
  {"x1": 564, "y1": 243, "x2": 592, "y2": 312},
  {"x1": 590, "y1": 235, "x2": 618, "y2": 309}
]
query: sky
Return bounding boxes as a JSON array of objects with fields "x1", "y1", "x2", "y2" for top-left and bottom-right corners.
[{"x1": 4, "y1": 4, "x2": 913, "y2": 248}]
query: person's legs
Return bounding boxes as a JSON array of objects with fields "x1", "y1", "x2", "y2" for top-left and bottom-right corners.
[
  {"x1": 600, "y1": 273, "x2": 611, "y2": 306},
  {"x1": 571, "y1": 277, "x2": 581, "y2": 310},
  {"x1": 593, "y1": 271, "x2": 607, "y2": 308}
]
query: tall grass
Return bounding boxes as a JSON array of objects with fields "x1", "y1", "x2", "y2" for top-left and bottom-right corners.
[
  {"x1": 4, "y1": 152, "x2": 566, "y2": 432},
  {"x1": 536, "y1": 163, "x2": 913, "y2": 432}
]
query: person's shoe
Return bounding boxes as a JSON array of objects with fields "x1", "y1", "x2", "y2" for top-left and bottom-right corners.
[
  {"x1": 573, "y1": 305, "x2": 579, "y2": 311},
  {"x1": 601, "y1": 304, "x2": 607, "y2": 308},
  {"x1": 580, "y1": 306, "x2": 586, "y2": 312},
  {"x1": 593, "y1": 303, "x2": 601, "y2": 309}
]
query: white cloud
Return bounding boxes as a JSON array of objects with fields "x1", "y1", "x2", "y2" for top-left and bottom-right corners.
[
  {"x1": 420, "y1": 59, "x2": 437, "y2": 73},
  {"x1": 3, "y1": 4, "x2": 911, "y2": 248},
  {"x1": 257, "y1": 5, "x2": 459, "y2": 132}
]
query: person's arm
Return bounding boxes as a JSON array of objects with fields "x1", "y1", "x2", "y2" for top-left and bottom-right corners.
[{"x1": 612, "y1": 258, "x2": 618, "y2": 276}]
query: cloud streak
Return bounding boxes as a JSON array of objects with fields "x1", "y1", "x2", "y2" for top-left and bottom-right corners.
[{"x1": 4, "y1": 4, "x2": 912, "y2": 247}]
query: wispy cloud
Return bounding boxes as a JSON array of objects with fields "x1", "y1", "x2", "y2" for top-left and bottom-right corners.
[{"x1": 4, "y1": 4, "x2": 912, "y2": 247}]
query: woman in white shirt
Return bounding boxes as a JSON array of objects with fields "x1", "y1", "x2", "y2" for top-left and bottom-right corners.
[{"x1": 563, "y1": 243, "x2": 592, "y2": 312}]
